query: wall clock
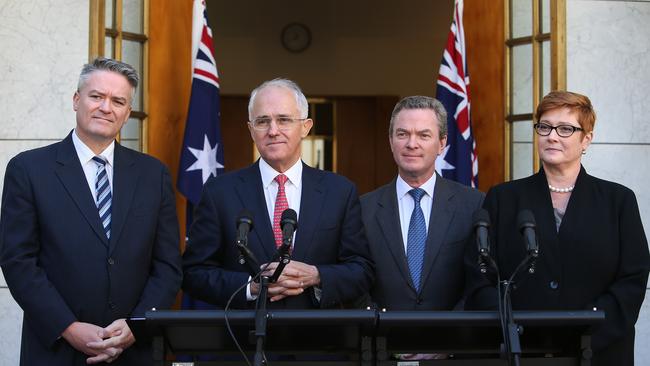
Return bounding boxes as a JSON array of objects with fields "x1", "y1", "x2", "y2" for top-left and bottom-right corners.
[{"x1": 281, "y1": 23, "x2": 311, "y2": 53}]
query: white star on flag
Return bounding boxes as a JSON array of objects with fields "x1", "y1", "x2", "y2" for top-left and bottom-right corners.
[
  {"x1": 435, "y1": 145, "x2": 455, "y2": 175},
  {"x1": 185, "y1": 134, "x2": 224, "y2": 183}
]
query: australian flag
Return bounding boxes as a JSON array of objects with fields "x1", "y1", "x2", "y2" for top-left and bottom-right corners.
[
  {"x1": 178, "y1": 0, "x2": 224, "y2": 206},
  {"x1": 178, "y1": 0, "x2": 224, "y2": 309},
  {"x1": 435, "y1": 0, "x2": 478, "y2": 188}
]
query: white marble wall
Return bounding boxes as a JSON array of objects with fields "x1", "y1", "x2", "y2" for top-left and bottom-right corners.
[
  {"x1": 0, "y1": 0, "x2": 89, "y2": 364},
  {"x1": 567, "y1": 0, "x2": 650, "y2": 362}
]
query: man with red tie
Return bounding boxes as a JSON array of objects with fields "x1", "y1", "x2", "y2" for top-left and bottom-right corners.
[{"x1": 182, "y1": 78, "x2": 373, "y2": 309}]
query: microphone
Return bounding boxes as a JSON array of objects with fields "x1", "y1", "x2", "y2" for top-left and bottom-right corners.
[
  {"x1": 472, "y1": 208, "x2": 491, "y2": 273},
  {"x1": 517, "y1": 209, "x2": 539, "y2": 273},
  {"x1": 269, "y1": 209, "x2": 298, "y2": 283},
  {"x1": 236, "y1": 209, "x2": 254, "y2": 245},
  {"x1": 280, "y1": 208, "x2": 298, "y2": 251},
  {"x1": 235, "y1": 209, "x2": 258, "y2": 269}
]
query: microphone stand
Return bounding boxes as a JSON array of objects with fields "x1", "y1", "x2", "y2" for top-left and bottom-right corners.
[
  {"x1": 269, "y1": 234, "x2": 292, "y2": 283},
  {"x1": 233, "y1": 235, "x2": 268, "y2": 366},
  {"x1": 253, "y1": 274, "x2": 270, "y2": 366},
  {"x1": 479, "y1": 246, "x2": 534, "y2": 366},
  {"x1": 252, "y1": 232, "x2": 295, "y2": 366},
  {"x1": 501, "y1": 279, "x2": 521, "y2": 366},
  {"x1": 236, "y1": 237, "x2": 260, "y2": 278},
  {"x1": 499, "y1": 253, "x2": 536, "y2": 366}
]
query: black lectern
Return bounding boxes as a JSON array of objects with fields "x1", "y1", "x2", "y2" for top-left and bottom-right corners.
[
  {"x1": 375, "y1": 310, "x2": 604, "y2": 366},
  {"x1": 130, "y1": 309, "x2": 376, "y2": 366},
  {"x1": 129, "y1": 309, "x2": 603, "y2": 366}
]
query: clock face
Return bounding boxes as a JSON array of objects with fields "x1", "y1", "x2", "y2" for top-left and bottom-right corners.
[{"x1": 281, "y1": 23, "x2": 311, "y2": 53}]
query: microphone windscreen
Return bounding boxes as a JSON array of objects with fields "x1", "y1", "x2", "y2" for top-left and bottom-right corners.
[
  {"x1": 472, "y1": 208, "x2": 490, "y2": 228},
  {"x1": 517, "y1": 209, "x2": 536, "y2": 231},
  {"x1": 280, "y1": 208, "x2": 298, "y2": 229},
  {"x1": 236, "y1": 209, "x2": 254, "y2": 228}
]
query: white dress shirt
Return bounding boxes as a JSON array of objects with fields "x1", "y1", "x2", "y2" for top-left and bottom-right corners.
[
  {"x1": 258, "y1": 157, "x2": 303, "y2": 226},
  {"x1": 247, "y1": 158, "x2": 304, "y2": 300},
  {"x1": 395, "y1": 173, "x2": 437, "y2": 253},
  {"x1": 72, "y1": 129, "x2": 115, "y2": 201}
]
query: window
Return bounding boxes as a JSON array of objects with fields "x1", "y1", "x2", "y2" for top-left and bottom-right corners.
[
  {"x1": 90, "y1": 0, "x2": 148, "y2": 152},
  {"x1": 302, "y1": 99, "x2": 335, "y2": 171},
  {"x1": 505, "y1": 0, "x2": 565, "y2": 179}
]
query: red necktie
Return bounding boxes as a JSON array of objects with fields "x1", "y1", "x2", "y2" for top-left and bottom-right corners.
[{"x1": 273, "y1": 174, "x2": 289, "y2": 248}]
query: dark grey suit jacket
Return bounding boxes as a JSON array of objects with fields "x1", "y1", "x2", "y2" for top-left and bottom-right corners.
[{"x1": 361, "y1": 174, "x2": 484, "y2": 310}]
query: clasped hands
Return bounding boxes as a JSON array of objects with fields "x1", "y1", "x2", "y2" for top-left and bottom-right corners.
[
  {"x1": 251, "y1": 261, "x2": 320, "y2": 302},
  {"x1": 62, "y1": 318, "x2": 135, "y2": 364}
]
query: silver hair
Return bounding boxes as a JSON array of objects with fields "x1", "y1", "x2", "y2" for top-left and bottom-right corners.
[
  {"x1": 389, "y1": 95, "x2": 448, "y2": 138},
  {"x1": 77, "y1": 57, "x2": 139, "y2": 103},
  {"x1": 247, "y1": 78, "x2": 309, "y2": 120}
]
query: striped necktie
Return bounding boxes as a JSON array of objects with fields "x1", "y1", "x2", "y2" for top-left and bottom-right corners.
[
  {"x1": 92, "y1": 156, "x2": 112, "y2": 240},
  {"x1": 407, "y1": 188, "x2": 427, "y2": 292}
]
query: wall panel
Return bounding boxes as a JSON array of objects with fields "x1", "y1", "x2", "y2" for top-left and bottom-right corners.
[{"x1": 464, "y1": 0, "x2": 506, "y2": 191}]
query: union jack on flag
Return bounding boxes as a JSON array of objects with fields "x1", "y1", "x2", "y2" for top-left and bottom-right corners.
[
  {"x1": 177, "y1": 0, "x2": 223, "y2": 315},
  {"x1": 435, "y1": 0, "x2": 478, "y2": 188},
  {"x1": 177, "y1": 0, "x2": 224, "y2": 206}
]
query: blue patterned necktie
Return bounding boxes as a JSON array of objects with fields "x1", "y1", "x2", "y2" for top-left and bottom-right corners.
[
  {"x1": 92, "y1": 156, "x2": 112, "y2": 239},
  {"x1": 407, "y1": 188, "x2": 427, "y2": 292}
]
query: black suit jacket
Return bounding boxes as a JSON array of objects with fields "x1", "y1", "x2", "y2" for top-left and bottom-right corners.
[
  {"x1": 361, "y1": 175, "x2": 484, "y2": 310},
  {"x1": 182, "y1": 161, "x2": 374, "y2": 309},
  {"x1": 465, "y1": 166, "x2": 649, "y2": 366},
  {"x1": 0, "y1": 132, "x2": 182, "y2": 366}
]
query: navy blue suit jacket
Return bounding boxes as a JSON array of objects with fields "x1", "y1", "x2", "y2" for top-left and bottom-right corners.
[
  {"x1": 361, "y1": 175, "x2": 484, "y2": 310},
  {"x1": 182, "y1": 161, "x2": 374, "y2": 309},
  {"x1": 0, "y1": 132, "x2": 182, "y2": 366}
]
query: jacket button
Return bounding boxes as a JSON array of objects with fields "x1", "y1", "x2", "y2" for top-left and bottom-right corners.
[
  {"x1": 549, "y1": 280, "x2": 559, "y2": 290},
  {"x1": 416, "y1": 298, "x2": 423, "y2": 305},
  {"x1": 109, "y1": 302, "x2": 117, "y2": 310},
  {"x1": 108, "y1": 258, "x2": 115, "y2": 265}
]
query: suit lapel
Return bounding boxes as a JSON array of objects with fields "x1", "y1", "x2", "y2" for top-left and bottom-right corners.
[
  {"x1": 235, "y1": 162, "x2": 277, "y2": 260},
  {"x1": 419, "y1": 175, "x2": 454, "y2": 289},
  {"x1": 292, "y1": 164, "x2": 326, "y2": 262},
  {"x1": 375, "y1": 180, "x2": 413, "y2": 288},
  {"x1": 54, "y1": 133, "x2": 109, "y2": 247},
  {"x1": 108, "y1": 143, "x2": 138, "y2": 255}
]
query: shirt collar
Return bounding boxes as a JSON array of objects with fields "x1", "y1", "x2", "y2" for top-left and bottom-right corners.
[
  {"x1": 72, "y1": 129, "x2": 115, "y2": 167},
  {"x1": 396, "y1": 173, "x2": 437, "y2": 200},
  {"x1": 259, "y1": 158, "x2": 303, "y2": 188}
]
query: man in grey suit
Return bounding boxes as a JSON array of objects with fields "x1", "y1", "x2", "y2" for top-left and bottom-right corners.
[{"x1": 361, "y1": 95, "x2": 483, "y2": 312}]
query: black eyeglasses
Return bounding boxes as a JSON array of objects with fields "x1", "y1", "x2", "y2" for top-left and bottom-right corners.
[{"x1": 534, "y1": 123, "x2": 584, "y2": 137}]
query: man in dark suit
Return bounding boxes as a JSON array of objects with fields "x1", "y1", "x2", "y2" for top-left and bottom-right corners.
[
  {"x1": 361, "y1": 96, "x2": 483, "y2": 312},
  {"x1": 0, "y1": 58, "x2": 182, "y2": 365},
  {"x1": 182, "y1": 78, "x2": 373, "y2": 309}
]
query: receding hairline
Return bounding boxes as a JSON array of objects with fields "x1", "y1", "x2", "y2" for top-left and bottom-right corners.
[
  {"x1": 248, "y1": 78, "x2": 308, "y2": 121},
  {"x1": 77, "y1": 57, "x2": 139, "y2": 103}
]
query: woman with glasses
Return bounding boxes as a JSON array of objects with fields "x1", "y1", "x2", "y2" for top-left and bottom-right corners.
[{"x1": 465, "y1": 91, "x2": 649, "y2": 365}]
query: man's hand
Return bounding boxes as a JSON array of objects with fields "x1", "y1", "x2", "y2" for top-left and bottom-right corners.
[
  {"x1": 61, "y1": 322, "x2": 105, "y2": 356},
  {"x1": 260, "y1": 261, "x2": 321, "y2": 302},
  {"x1": 85, "y1": 319, "x2": 135, "y2": 364}
]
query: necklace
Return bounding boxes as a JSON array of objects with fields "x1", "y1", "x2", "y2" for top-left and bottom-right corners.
[{"x1": 548, "y1": 184, "x2": 574, "y2": 193}]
